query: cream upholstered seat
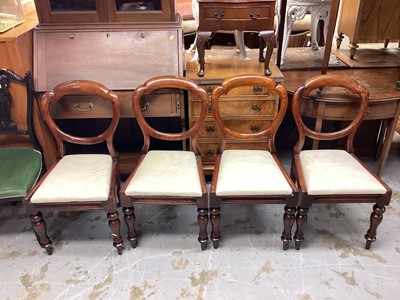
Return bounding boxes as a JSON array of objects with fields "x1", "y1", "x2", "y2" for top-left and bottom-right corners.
[
  {"x1": 124, "y1": 150, "x2": 202, "y2": 197},
  {"x1": 299, "y1": 150, "x2": 387, "y2": 195},
  {"x1": 120, "y1": 76, "x2": 209, "y2": 250},
  {"x1": 216, "y1": 150, "x2": 293, "y2": 196},
  {"x1": 31, "y1": 154, "x2": 112, "y2": 203},
  {"x1": 290, "y1": 74, "x2": 392, "y2": 250},
  {"x1": 209, "y1": 75, "x2": 298, "y2": 250},
  {"x1": 23, "y1": 80, "x2": 123, "y2": 255}
]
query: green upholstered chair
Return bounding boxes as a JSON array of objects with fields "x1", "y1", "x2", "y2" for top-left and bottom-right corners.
[
  {"x1": 23, "y1": 80, "x2": 124, "y2": 255},
  {"x1": 0, "y1": 69, "x2": 42, "y2": 203}
]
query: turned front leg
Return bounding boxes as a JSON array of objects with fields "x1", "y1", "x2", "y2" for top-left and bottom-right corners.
[
  {"x1": 281, "y1": 206, "x2": 296, "y2": 250},
  {"x1": 123, "y1": 206, "x2": 137, "y2": 248},
  {"x1": 197, "y1": 207, "x2": 209, "y2": 250},
  {"x1": 365, "y1": 204, "x2": 386, "y2": 249},
  {"x1": 294, "y1": 206, "x2": 309, "y2": 250},
  {"x1": 107, "y1": 211, "x2": 124, "y2": 255},
  {"x1": 31, "y1": 212, "x2": 53, "y2": 255}
]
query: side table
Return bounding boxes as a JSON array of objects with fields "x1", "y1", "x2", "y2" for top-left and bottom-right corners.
[{"x1": 196, "y1": 0, "x2": 276, "y2": 77}]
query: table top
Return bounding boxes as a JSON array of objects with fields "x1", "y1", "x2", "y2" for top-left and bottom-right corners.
[{"x1": 282, "y1": 67, "x2": 400, "y2": 102}]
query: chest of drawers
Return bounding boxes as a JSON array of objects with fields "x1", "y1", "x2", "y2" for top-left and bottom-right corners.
[{"x1": 186, "y1": 60, "x2": 283, "y2": 174}]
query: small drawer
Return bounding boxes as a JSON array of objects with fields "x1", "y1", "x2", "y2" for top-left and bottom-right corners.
[
  {"x1": 49, "y1": 90, "x2": 183, "y2": 119},
  {"x1": 193, "y1": 118, "x2": 273, "y2": 138},
  {"x1": 198, "y1": 140, "x2": 270, "y2": 163},
  {"x1": 199, "y1": 2, "x2": 275, "y2": 31},
  {"x1": 191, "y1": 95, "x2": 277, "y2": 117}
]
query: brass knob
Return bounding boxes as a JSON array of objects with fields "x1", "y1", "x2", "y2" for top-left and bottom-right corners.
[
  {"x1": 205, "y1": 125, "x2": 215, "y2": 133},
  {"x1": 251, "y1": 104, "x2": 262, "y2": 112},
  {"x1": 250, "y1": 125, "x2": 260, "y2": 133},
  {"x1": 205, "y1": 149, "x2": 215, "y2": 157}
]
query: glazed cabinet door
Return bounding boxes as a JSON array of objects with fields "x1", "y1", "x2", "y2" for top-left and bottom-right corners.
[{"x1": 34, "y1": 0, "x2": 176, "y2": 23}]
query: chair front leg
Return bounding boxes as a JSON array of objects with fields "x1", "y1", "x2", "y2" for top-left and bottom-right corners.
[
  {"x1": 30, "y1": 212, "x2": 53, "y2": 255},
  {"x1": 210, "y1": 207, "x2": 221, "y2": 249},
  {"x1": 281, "y1": 205, "x2": 296, "y2": 250},
  {"x1": 107, "y1": 211, "x2": 124, "y2": 255},
  {"x1": 365, "y1": 204, "x2": 386, "y2": 249},
  {"x1": 294, "y1": 206, "x2": 309, "y2": 250},
  {"x1": 197, "y1": 206, "x2": 209, "y2": 251},
  {"x1": 123, "y1": 206, "x2": 137, "y2": 248}
]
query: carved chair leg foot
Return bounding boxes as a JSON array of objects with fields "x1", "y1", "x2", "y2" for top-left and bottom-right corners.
[
  {"x1": 108, "y1": 211, "x2": 124, "y2": 254},
  {"x1": 364, "y1": 204, "x2": 385, "y2": 249},
  {"x1": 30, "y1": 212, "x2": 53, "y2": 254},
  {"x1": 293, "y1": 206, "x2": 309, "y2": 250},
  {"x1": 123, "y1": 206, "x2": 137, "y2": 249},
  {"x1": 210, "y1": 207, "x2": 221, "y2": 249},
  {"x1": 198, "y1": 207, "x2": 209, "y2": 250},
  {"x1": 281, "y1": 206, "x2": 296, "y2": 250}
]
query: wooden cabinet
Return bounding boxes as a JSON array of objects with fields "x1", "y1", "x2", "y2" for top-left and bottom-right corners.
[
  {"x1": 34, "y1": 0, "x2": 175, "y2": 23},
  {"x1": 336, "y1": 0, "x2": 400, "y2": 59},
  {"x1": 186, "y1": 60, "x2": 283, "y2": 174}
]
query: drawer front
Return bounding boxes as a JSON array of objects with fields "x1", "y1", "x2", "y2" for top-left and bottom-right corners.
[
  {"x1": 199, "y1": 2, "x2": 275, "y2": 31},
  {"x1": 198, "y1": 140, "x2": 269, "y2": 164},
  {"x1": 193, "y1": 118, "x2": 273, "y2": 138},
  {"x1": 50, "y1": 90, "x2": 183, "y2": 119},
  {"x1": 192, "y1": 96, "x2": 277, "y2": 118}
]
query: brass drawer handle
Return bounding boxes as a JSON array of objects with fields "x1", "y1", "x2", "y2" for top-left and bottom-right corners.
[
  {"x1": 205, "y1": 149, "x2": 215, "y2": 157},
  {"x1": 207, "y1": 104, "x2": 212, "y2": 113},
  {"x1": 141, "y1": 101, "x2": 150, "y2": 111},
  {"x1": 206, "y1": 86, "x2": 214, "y2": 93},
  {"x1": 205, "y1": 125, "x2": 215, "y2": 133},
  {"x1": 251, "y1": 104, "x2": 262, "y2": 112},
  {"x1": 74, "y1": 102, "x2": 93, "y2": 112},
  {"x1": 214, "y1": 9, "x2": 225, "y2": 19},
  {"x1": 253, "y1": 86, "x2": 263, "y2": 95},
  {"x1": 250, "y1": 10, "x2": 260, "y2": 20},
  {"x1": 250, "y1": 125, "x2": 260, "y2": 133}
]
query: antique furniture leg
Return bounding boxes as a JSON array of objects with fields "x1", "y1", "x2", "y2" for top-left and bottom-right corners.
[
  {"x1": 234, "y1": 30, "x2": 249, "y2": 59},
  {"x1": 210, "y1": 207, "x2": 221, "y2": 249},
  {"x1": 349, "y1": 42, "x2": 359, "y2": 59},
  {"x1": 107, "y1": 211, "x2": 124, "y2": 255},
  {"x1": 123, "y1": 206, "x2": 138, "y2": 248},
  {"x1": 196, "y1": 31, "x2": 212, "y2": 77},
  {"x1": 30, "y1": 212, "x2": 53, "y2": 255},
  {"x1": 294, "y1": 206, "x2": 309, "y2": 250},
  {"x1": 309, "y1": 4, "x2": 330, "y2": 50},
  {"x1": 281, "y1": 205, "x2": 296, "y2": 250},
  {"x1": 259, "y1": 30, "x2": 276, "y2": 76},
  {"x1": 364, "y1": 204, "x2": 386, "y2": 249},
  {"x1": 197, "y1": 206, "x2": 209, "y2": 250}
]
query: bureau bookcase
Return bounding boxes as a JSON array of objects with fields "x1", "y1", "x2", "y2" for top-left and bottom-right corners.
[{"x1": 33, "y1": 0, "x2": 184, "y2": 173}]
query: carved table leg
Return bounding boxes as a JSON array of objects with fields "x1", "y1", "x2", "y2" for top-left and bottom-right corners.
[
  {"x1": 123, "y1": 206, "x2": 137, "y2": 248},
  {"x1": 107, "y1": 211, "x2": 124, "y2": 255},
  {"x1": 196, "y1": 31, "x2": 212, "y2": 77},
  {"x1": 30, "y1": 212, "x2": 53, "y2": 255},
  {"x1": 349, "y1": 42, "x2": 359, "y2": 59},
  {"x1": 336, "y1": 33, "x2": 344, "y2": 49},
  {"x1": 197, "y1": 207, "x2": 209, "y2": 250},
  {"x1": 259, "y1": 30, "x2": 276, "y2": 76},
  {"x1": 281, "y1": 206, "x2": 296, "y2": 250},
  {"x1": 210, "y1": 207, "x2": 221, "y2": 249},
  {"x1": 365, "y1": 204, "x2": 386, "y2": 249}
]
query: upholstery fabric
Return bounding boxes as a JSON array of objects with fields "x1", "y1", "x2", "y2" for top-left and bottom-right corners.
[
  {"x1": 124, "y1": 150, "x2": 202, "y2": 197},
  {"x1": 300, "y1": 149, "x2": 387, "y2": 195},
  {"x1": 31, "y1": 154, "x2": 112, "y2": 203},
  {"x1": 0, "y1": 148, "x2": 42, "y2": 199},
  {"x1": 216, "y1": 150, "x2": 293, "y2": 196}
]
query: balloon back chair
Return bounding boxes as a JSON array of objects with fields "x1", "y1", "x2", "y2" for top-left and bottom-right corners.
[
  {"x1": 209, "y1": 75, "x2": 299, "y2": 250},
  {"x1": 120, "y1": 76, "x2": 209, "y2": 250},
  {"x1": 23, "y1": 80, "x2": 124, "y2": 255},
  {"x1": 290, "y1": 74, "x2": 392, "y2": 250},
  {"x1": 0, "y1": 69, "x2": 43, "y2": 203}
]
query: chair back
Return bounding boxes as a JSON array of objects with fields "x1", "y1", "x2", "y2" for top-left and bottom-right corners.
[
  {"x1": 0, "y1": 69, "x2": 41, "y2": 152},
  {"x1": 292, "y1": 74, "x2": 369, "y2": 154},
  {"x1": 40, "y1": 80, "x2": 121, "y2": 160},
  {"x1": 211, "y1": 74, "x2": 288, "y2": 154},
  {"x1": 132, "y1": 75, "x2": 208, "y2": 154}
]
